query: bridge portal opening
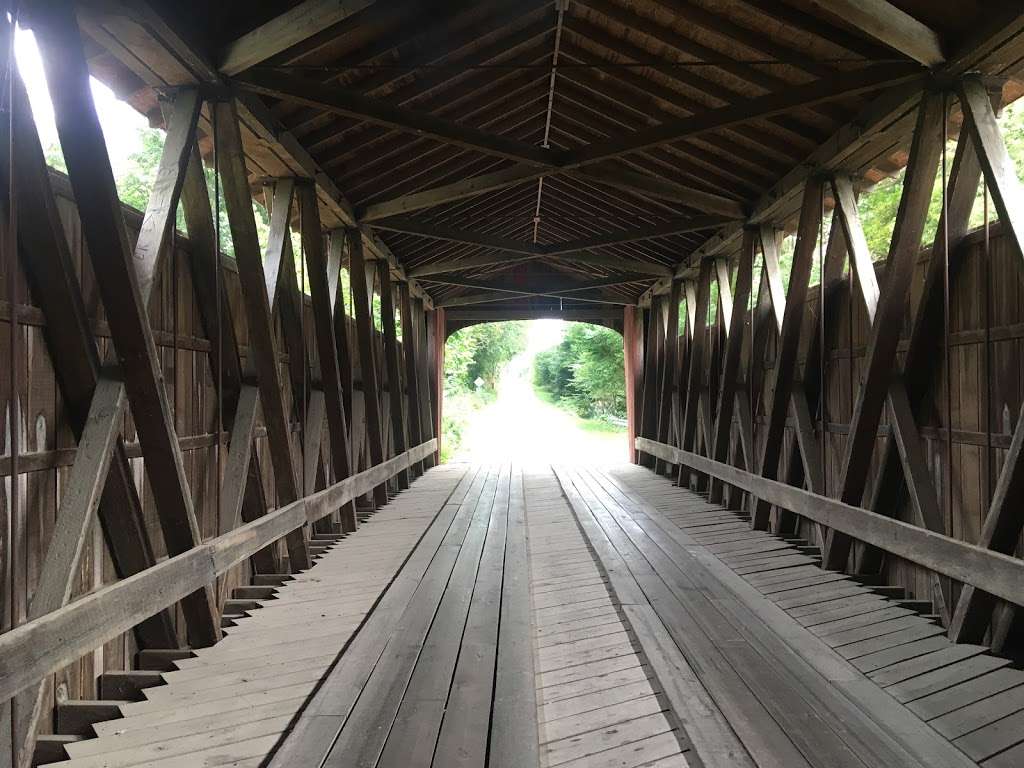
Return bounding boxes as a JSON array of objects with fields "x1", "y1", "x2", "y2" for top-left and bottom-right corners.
[{"x1": 440, "y1": 320, "x2": 628, "y2": 463}]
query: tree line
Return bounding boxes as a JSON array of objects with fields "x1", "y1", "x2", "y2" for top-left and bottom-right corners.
[{"x1": 534, "y1": 323, "x2": 626, "y2": 420}]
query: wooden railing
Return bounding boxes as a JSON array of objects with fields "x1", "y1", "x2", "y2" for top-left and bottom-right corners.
[
  {"x1": 0, "y1": 438, "x2": 437, "y2": 704},
  {"x1": 636, "y1": 437, "x2": 1024, "y2": 611}
]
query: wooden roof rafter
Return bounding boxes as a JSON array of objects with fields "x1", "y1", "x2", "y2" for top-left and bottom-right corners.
[{"x1": 64, "y1": 0, "x2": 1024, "y2": 311}]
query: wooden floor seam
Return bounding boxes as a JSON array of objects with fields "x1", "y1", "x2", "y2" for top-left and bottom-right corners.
[
  {"x1": 583, "y1": 464, "x2": 1024, "y2": 768},
  {"x1": 40, "y1": 462, "x2": 1024, "y2": 768}
]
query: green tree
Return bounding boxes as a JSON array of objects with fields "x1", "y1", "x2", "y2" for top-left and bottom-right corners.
[
  {"x1": 534, "y1": 323, "x2": 625, "y2": 419},
  {"x1": 444, "y1": 321, "x2": 527, "y2": 395}
]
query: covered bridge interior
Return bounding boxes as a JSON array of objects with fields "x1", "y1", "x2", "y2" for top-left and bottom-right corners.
[{"x1": 3, "y1": 1, "x2": 1024, "y2": 766}]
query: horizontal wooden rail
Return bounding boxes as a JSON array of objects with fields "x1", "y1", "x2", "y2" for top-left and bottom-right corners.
[
  {"x1": 636, "y1": 437, "x2": 1024, "y2": 609},
  {"x1": 0, "y1": 438, "x2": 437, "y2": 704}
]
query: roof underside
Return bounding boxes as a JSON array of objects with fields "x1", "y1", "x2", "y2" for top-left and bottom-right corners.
[{"x1": 75, "y1": 0, "x2": 1024, "y2": 317}]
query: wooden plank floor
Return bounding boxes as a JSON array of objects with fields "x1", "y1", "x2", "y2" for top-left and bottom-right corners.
[
  {"x1": 524, "y1": 466, "x2": 696, "y2": 768},
  {"x1": 42, "y1": 461, "x2": 1023, "y2": 768},
  {"x1": 565, "y1": 463, "x2": 1024, "y2": 768},
  {"x1": 42, "y1": 464, "x2": 469, "y2": 768},
  {"x1": 264, "y1": 462, "x2": 542, "y2": 768}
]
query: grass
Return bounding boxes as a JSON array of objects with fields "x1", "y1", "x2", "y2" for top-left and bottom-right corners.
[
  {"x1": 533, "y1": 384, "x2": 626, "y2": 436},
  {"x1": 440, "y1": 387, "x2": 495, "y2": 462}
]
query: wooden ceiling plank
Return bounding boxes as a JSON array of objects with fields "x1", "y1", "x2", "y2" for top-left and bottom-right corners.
[{"x1": 283, "y1": 0, "x2": 551, "y2": 136}]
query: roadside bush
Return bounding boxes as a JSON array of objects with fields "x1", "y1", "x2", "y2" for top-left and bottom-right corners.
[{"x1": 534, "y1": 323, "x2": 625, "y2": 420}]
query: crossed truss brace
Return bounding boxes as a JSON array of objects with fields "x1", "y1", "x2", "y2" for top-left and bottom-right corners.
[
  {"x1": 0, "y1": 7, "x2": 436, "y2": 764},
  {"x1": 638, "y1": 77, "x2": 1024, "y2": 655}
]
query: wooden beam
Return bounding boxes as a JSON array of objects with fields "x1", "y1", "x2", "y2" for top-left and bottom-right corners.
[
  {"x1": 413, "y1": 298, "x2": 437, "y2": 468},
  {"x1": 642, "y1": 77, "x2": 929, "y2": 302},
  {"x1": 214, "y1": 100, "x2": 310, "y2": 572},
  {"x1": 824, "y1": 93, "x2": 943, "y2": 569},
  {"x1": 750, "y1": 179, "x2": 822, "y2": 529},
  {"x1": 423, "y1": 273, "x2": 652, "y2": 298},
  {"x1": 74, "y1": 2, "x2": 433, "y2": 309},
  {"x1": 637, "y1": 437, "x2": 1024, "y2": 612},
  {"x1": 809, "y1": 0, "x2": 945, "y2": 66},
  {"x1": 948, "y1": 76, "x2": 1024, "y2": 643},
  {"x1": 445, "y1": 307, "x2": 622, "y2": 325},
  {"x1": 372, "y1": 216, "x2": 538, "y2": 255},
  {"x1": 830, "y1": 170, "x2": 947, "y2": 619},
  {"x1": 2, "y1": 57, "x2": 177, "y2": 652},
  {"x1": 299, "y1": 183, "x2": 358, "y2": 524},
  {"x1": 0, "y1": 439, "x2": 438, "y2": 707},
  {"x1": 178, "y1": 137, "x2": 279, "y2": 574},
  {"x1": 379, "y1": 264, "x2": 410, "y2": 489},
  {"x1": 236, "y1": 70, "x2": 554, "y2": 167},
  {"x1": 544, "y1": 215, "x2": 740, "y2": 252},
  {"x1": 655, "y1": 279, "x2": 681, "y2": 475},
  {"x1": 708, "y1": 231, "x2": 755, "y2": 503},
  {"x1": 570, "y1": 63, "x2": 926, "y2": 165},
  {"x1": 399, "y1": 283, "x2": 426, "y2": 476},
  {"x1": 438, "y1": 290, "x2": 535, "y2": 308},
  {"x1": 219, "y1": 0, "x2": 376, "y2": 75},
  {"x1": 410, "y1": 249, "x2": 670, "y2": 279},
  {"x1": 409, "y1": 252, "x2": 541, "y2": 278},
  {"x1": 568, "y1": 167, "x2": 746, "y2": 219},
  {"x1": 832, "y1": 174, "x2": 880, "y2": 321},
  {"x1": 360, "y1": 165, "x2": 547, "y2": 221},
  {"x1": 679, "y1": 262, "x2": 713, "y2": 483},
  {"x1": 362, "y1": 63, "x2": 918, "y2": 222},
  {"x1": 35, "y1": 7, "x2": 223, "y2": 649},
  {"x1": 349, "y1": 230, "x2": 389, "y2": 506}
]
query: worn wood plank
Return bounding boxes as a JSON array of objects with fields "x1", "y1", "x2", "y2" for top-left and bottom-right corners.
[
  {"x1": 825, "y1": 92, "x2": 943, "y2": 568},
  {"x1": 38, "y1": 5, "x2": 226, "y2": 653},
  {"x1": 214, "y1": 100, "x2": 310, "y2": 571},
  {"x1": 349, "y1": 231, "x2": 389, "y2": 506}
]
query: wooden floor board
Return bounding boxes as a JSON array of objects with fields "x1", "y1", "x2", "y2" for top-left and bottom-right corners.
[
  {"x1": 525, "y1": 465, "x2": 691, "y2": 768},
  {"x1": 53, "y1": 461, "x2": 1017, "y2": 768},
  {"x1": 599, "y1": 464, "x2": 986, "y2": 768}
]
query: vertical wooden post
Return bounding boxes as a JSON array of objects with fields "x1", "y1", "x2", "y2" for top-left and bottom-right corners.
[
  {"x1": 750, "y1": 179, "x2": 823, "y2": 530},
  {"x1": 298, "y1": 184, "x2": 357, "y2": 527},
  {"x1": 379, "y1": 264, "x2": 410, "y2": 488},
  {"x1": 399, "y1": 283, "x2": 426, "y2": 474},
  {"x1": 655, "y1": 279, "x2": 681, "y2": 475},
  {"x1": 432, "y1": 309, "x2": 445, "y2": 462},
  {"x1": 678, "y1": 261, "x2": 714, "y2": 487},
  {"x1": 348, "y1": 231, "x2": 389, "y2": 506},
  {"x1": 34, "y1": 4, "x2": 223, "y2": 645},
  {"x1": 414, "y1": 297, "x2": 436, "y2": 469},
  {"x1": 177, "y1": 131, "x2": 279, "y2": 574},
  {"x1": 709, "y1": 230, "x2": 756, "y2": 503},
  {"x1": 824, "y1": 93, "x2": 943, "y2": 567},
  {"x1": 638, "y1": 302, "x2": 659, "y2": 468},
  {"x1": 623, "y1": 306, "x2": 643, "y2": 463},
  {"x1": 949, "y1": 77, "x2": 1024, "y2": 643},
  {"x1": 2, "y1": 58, "x2": 177, "y2": 649},
  {"x1": 215, "y1": 102, "x2": 310, "y2": 572}
]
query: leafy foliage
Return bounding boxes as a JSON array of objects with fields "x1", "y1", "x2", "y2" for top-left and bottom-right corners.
[
  {"x1": 441, "y1": 321, "x2": 527, "y2": 461},
  {"x1": 444, "y1": 322, "x2": 527, "y2": 394},
  {"x1": 533, "y1": 323, "x2": 625, "y2": 419}
]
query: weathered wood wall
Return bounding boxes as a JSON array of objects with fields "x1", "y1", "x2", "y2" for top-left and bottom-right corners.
[
  {"x1": 0, "y1": 172, "x2": 402, "y2": 731},
  {"x1": 734, "y1": 221, "x2": 1024, "y2": 611}
]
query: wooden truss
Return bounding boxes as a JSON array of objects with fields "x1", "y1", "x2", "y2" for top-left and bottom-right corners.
[
  {"x1": 636, "y1": 77, "x2": 1024, "y2": 658},
  {"x1": 0, "y1": 6, "x2": 438, "y2": 764}
]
